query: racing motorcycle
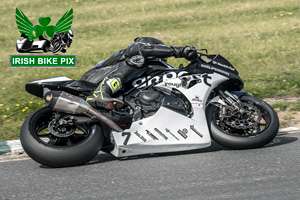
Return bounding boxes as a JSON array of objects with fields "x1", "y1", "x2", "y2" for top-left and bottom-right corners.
[
  {"x1": 20, "y1": 49, "x2": 279, "y2": 167},
  {"x1": 46, "y1": 30, "x2": 74, "y2": 53}
]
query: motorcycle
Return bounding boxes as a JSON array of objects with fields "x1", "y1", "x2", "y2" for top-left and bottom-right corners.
[
  {"x1": 46, "y1": 31, "x2": 74, "y2": 53},
  {"x1": 20, "y1": 49, "x2": 279, "y2": 167}
]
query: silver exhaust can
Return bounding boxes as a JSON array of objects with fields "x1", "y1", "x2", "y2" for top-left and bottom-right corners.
[{"x1": 46, "y1": 91, "x2": 123, "y2": 132}]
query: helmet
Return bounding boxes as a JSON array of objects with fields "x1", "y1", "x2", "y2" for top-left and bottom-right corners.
[
  {"x1": 68, "y1": 30, "x2": 75, "y2": 39},
  {"x1": 134, "y1": 37, "x2": 165, "y2": 45}
]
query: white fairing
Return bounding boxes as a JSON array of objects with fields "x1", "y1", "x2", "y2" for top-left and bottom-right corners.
[
  {"x1": 111, "y1": 72, "x2": 229, "y2": 157},
  {"x1": 16, "y1": 39, "x2": 25, "y2": 49},
  {"x1": 16, "y1": 39, "x2": 46, "y2": 50},
  {"x1": 31, "y1": 76, "x2": 72, "y2": 84},
  {"x1": 32, "y1": 40, "x2": 46, "y2": 49}
]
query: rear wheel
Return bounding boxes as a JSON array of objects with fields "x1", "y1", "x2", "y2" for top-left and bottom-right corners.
[
  {"x1": 20, "y1": 107, "x2": 104, "y2": 167},
  {"x1": 207, "y1": 95, "x2": 279, "y2": 149}
]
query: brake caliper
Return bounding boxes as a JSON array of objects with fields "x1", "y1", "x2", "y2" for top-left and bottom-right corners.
[
  {"x1": 222, "y1": 102, "x2": 262, "y2": 130},
  {"x1": 48, "y1": 114, "x2": 76, "y2": 137}
]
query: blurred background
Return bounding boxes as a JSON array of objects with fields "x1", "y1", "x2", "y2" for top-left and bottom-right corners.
[{"x1": 0, "y1": 0, "x2": 299, "y2": 140}]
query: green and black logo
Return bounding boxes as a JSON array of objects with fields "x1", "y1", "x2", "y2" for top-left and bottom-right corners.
[{"x1": 11, "y1": 8, "x2": 76, "y2": 68}]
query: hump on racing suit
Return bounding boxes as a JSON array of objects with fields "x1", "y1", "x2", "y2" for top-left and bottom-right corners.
[{"x1": 80, "y1": 37, "x2": 171, "y2": 85}]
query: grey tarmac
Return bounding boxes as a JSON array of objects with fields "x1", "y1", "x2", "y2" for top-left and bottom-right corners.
[{"x1": 0, "y1": 129, "x2": 299, "y2": 200}]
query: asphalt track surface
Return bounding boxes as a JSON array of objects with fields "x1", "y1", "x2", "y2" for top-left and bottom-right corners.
[{"x1": 1, "y1": 131, "x2": 299, "y2": 200}]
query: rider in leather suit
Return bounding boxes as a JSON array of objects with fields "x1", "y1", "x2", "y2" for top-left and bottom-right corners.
[{"x1": 81, "y1": 37, "x2": 198, "y2": 110}]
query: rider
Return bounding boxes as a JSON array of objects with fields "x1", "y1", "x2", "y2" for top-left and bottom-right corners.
[
  {"x1": 81, "y1": 37, "x2": 198, "y2": 110},
  {"x1": 50, "y1": 30, "x2": 74, "y2": 53}
]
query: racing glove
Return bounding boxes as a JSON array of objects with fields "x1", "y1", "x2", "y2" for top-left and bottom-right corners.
[
  {"x1": 172, "y1": 45, "x2": 198, "y2": 61},
  {"x1": 182, "y1": 45, "x2": 198, "y2": 61}
]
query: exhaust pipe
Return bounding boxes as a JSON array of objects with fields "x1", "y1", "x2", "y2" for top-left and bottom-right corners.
[{"x1": 45, "y1": 91, "x2": 123, "y2": 132}]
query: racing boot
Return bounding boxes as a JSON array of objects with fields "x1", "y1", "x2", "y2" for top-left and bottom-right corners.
[{"x1": 86, "y1": 77, "x2": 124, "y2": 110}]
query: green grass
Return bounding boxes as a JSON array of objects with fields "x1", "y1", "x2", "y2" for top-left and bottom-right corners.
[
  {"x1": 271, "y1": 101, "x2": 300, "y2": 111},
  {"x1": 270, "y1": 101, "x2": 300, "y2": 128},
  {"x1": 0, "y1": 0, "x2": 300, "y2": 140}
]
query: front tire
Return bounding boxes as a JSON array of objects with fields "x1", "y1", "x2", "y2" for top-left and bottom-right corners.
[
  {"x1": 20, "y1": 107, "x2": 104, "y2": 167},
  {"x1": 52, "y1": 43, "x2": 62, "y2": 53},
  {"x1": 207, "y1": 95, "x2": 279, "y2": 149}
]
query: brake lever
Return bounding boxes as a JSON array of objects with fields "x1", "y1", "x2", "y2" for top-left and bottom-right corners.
[{"x1": 196, "y1": 48, "x2": 208, "y2": 54}]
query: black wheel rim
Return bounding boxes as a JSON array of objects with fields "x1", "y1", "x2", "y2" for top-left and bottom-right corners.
[
  {"x1": 212, "y1": 101, "x2": 271, "y2": 137},
  {"x1": 31, "y1": 109, "x2": 91, "y2": 146},
  {"x1": 52, "y1": 43, "x2": 61, "y2": 53}
]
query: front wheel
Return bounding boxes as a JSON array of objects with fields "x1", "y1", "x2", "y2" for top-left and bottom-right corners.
[
  {"x1": 207, "y1": 95, "x2": 279, "y2": 149},
  {"x1": 52, "y1": 42, "x2": 62, "y2": 53},
  {"x1": 20, "y1": 107, "x2": 104, "y2": 167}
]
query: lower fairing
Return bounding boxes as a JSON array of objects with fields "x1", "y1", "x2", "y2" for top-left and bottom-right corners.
[
  {"x1": 110, "y1": 106, "x2": 211, "y2": 157},
  {"x1": 110, "y1": 72, "x2": 229, "y2": 157}
]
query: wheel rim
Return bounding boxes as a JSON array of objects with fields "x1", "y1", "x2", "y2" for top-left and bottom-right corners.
[
  {"x1": 31, "y1": 109, "x2": 91, "y2": 146},
  {"x1": 52, "y1": 43, "x2": 61, "y2": 53},
  {"x1": 213, "y1": 101, "x2": 271, "y2": 137}
]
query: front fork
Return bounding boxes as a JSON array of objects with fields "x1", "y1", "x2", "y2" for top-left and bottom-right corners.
[
  {"x1": 209, "y1": 90, "x2": 251, "y2": 117},
  {"x1": 218, "y1": 90, "x2": 244, "y2": 112}
]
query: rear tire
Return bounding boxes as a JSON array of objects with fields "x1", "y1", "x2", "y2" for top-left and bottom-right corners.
[
  {"x1": 20, "y1": 107, "x2": 104, "y2": 167},
  {"x1": 207, "y1": 96, "x2": 279, "y2": 149}
]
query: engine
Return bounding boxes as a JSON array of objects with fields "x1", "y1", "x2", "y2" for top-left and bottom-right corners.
[
  {"x1": 137, "y1": 90, "x2": 164, "y2": 118},
  {"x1": 125, "y1": 88, "x2": 192, "y2": 121}
]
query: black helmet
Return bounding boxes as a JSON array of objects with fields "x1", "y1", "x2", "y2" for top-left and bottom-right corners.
[{"x1": 134, "y1": 37, "x2": 165, "y2": 45}]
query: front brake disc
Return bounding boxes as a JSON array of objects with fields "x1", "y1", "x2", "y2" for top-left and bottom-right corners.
[{"x1": 223, "y1": 103, "x2": 262, "y2": 130}]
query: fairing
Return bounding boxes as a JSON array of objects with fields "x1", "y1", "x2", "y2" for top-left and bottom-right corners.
[
  {"x1": 25, "y1": 76, "x2": 96, "y2": 98},
  {"x1": 111, "y1": 72, "x2": 229, "y2": 157}
]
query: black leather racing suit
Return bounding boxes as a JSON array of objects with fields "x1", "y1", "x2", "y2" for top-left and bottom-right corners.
[{"x1": 81, "y1": 40, "x2": 198, "y2": 109}]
